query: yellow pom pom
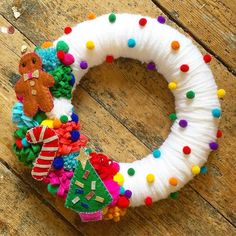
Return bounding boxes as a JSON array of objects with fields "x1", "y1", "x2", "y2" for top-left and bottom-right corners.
[
  {"x1": 113, "y1": 172, "x2": 124, "y2": 186},
  {"x1": 146, "y1": 173, "x2": 155, "y2": 183},
  {"x1": 86, "y1": 40, "x2": 95, "y2": 50},
  {"x1": 168, "y1": 82, "x2": 177, "y2": 90},
  {"x1": 41, "y1": 119, "x2": 54, "y2": 128},
  {"x1": 192, "y1": 165, "x2": 200, "y2": 175},
  {"x1": 217, "y1": 89, "x2": 226, "y2": 98},
  {"x1": 41, "y1": 41, "x2": 53, "y2": 48}
]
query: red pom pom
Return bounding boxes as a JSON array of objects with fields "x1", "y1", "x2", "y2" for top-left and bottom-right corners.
[
  {"x1": 180, "y1": 64, "x2": 189, "y2": 72},
  {"x1": 183, "y1": 146, "x2": 191, "y2": 155},
  {"x1": 57, "y1": 50, "x2": 65, "y2": 60},
  {"x1": 117, "y1": 196, "x2": 130, "y2": 208},
  {"x1": 203, "y1": 54, "x2": 212, "y2": 63},
  {"x1": 139, "y1": 18, "x2": 147, "y2": 26},
  {"x1": 16, "y1": 138, "x2": 23, "y2": 149},
  {"x1": 216, "y1": 130, "x2": 222, "y2": 138},
  {"x1": 64, "y1": 26, "x2": 72, "y2": 34},
  {"x1": 144, "y1": 196, "x2": 152, "y2": 206},
  {"x1": 106, "y1": 55, "x2": 114, "y2": 63}
]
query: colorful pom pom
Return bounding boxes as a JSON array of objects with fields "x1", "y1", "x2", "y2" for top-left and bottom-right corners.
[
  {"x1": 200, "y1": 166, "x2": 208, "y2": 174},
  {"x1": 180, "y1": 64, "x2": 189, "y2": 72},
  {"x1": 169, "y1": 113, "x2": 177, "y2": 121},
  {"x1": 216, "y1": 130, "x2": 222, "y2": 138},
  {"x1": 60, "y1": 115, "x2": 68, "y2": 123},
  {"x1": 56, "y1": 41, "x2": 69, "y2": 53},
  {"x1": 147, "y1": 62, "x2": 156, "y2": 71},
  {"x1": 203, "y1": 54, "x2": 212, "y2": 63},
  {"x1": 70, "y1": 130, "x2": 80, "y2": 142},
  {"x1": 64, "y1": 26, "x2": 72, "y2": 34},
  {"x1": 169, "y1": 177, "x2": 178, "y2": 186},
  {"x1": 168, "y1": 82, "x2": 177, "y2": 90},
  {"x1": 153, "y1": 149, "x2": 161, "y2": 158},
  {"x1": 183, "y1": 146, "x2": 191, "y2": 155},
  {"x1": 109, "y1": 13, "x2": 116, "y2": 23},
  {"x1": 106, "y1": 55, "x2": 114, "y2": 63},
  {"x1": 186, "y1": 90, "x2": 195, "y2": 99},
  {"x1": 209, "y1": 142, "x2": 218, "y2": 150},
  {"x1": 139, "y1": 18, "x2": 147, "y2": 26},
  {"x1": 212, "y1": 108, "x2": 221, "y2": 118},
  {"x1": 87, "y1": 12, "x2": 96, "y2": 20},
  {"x1": 80, "y1": 61, "x2": 88, "y2": 69},
  {"x1": 217, "y1": 89, "x2": 226, "y2": 98},
  {"x1": 127, "y1": 38, "x2": 136, "y2": 48},
  {"x1": 157, "y1": 16, "x2": 166, "y2": 24},
  {"x1": 179, "y1": 119, "x2": 188, "y2": 128},
  {"x1": 127, "y1": 168, "x2": 135, "y2": 176},
  {"x1": 171, "y1": 41, "x2": 180, "y2": 50},
  {"x1": 144, "y1": 196, "x2": 153, "y2": 206},
  {"x1": 146, "y1": 174, "x2": 155, "y2": 183},
  {"x1": 53, "y1": 157, "x2": 64, "y2": 169},
  {"x1": 71, "y1": 113, "x2": 79, "y2": 123},
  {"x1": 192, "y1": 165, "x2": 200, "y2": 175},
  {"x1": 125, "y1": 190, "x2": 132, "y2": 199},
  {"x1": 86, "y1": 40, "x2": 95, "y2": 50},
  {"x1": 117, "y1": 196, "x2": 130, "y2": 208}
]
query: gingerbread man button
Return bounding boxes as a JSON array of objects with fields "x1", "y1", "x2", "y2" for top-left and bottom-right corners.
[{"x1": 15, "y1": 52, "x2": 55, "y2": 117}]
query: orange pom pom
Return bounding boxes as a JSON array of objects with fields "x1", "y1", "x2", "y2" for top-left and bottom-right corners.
[
  {"x1": 171, "y1": 41, "x2": 180, "y2": 50},
  {"x1": 169, "y1": 177, "x2": 178, "y2": 186},
  {"x1": 53, "y1": 119, "x2": 62, "y2": 129},
  {"x1": 41, "y1": 41, "x2": 53, "y2": 48},
  {"x1": 87, "y1": 12, "x2": 96, "y2": 20}
]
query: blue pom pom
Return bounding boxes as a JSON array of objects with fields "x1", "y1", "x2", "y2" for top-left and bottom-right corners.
[
  {"x1": 53, "y1": 157, "x2": 64, "y2": 169},
  {"x1": 120, "y1": 186, "x2": 125, "y2": 195},
  {"x1": 127, "y1": 38, "x2": 136, "y2": 48},
  {"x1": 69, "y1": 73, "x2": 75, "y2": 86},
  {"x1": 71, "y1": 113, "x2": 79, "y2": 123},
  {"x1": 22, "y1": 138, "x2": 30, "y2": 147},
  {"x1": 153, "y1": 149, "x2": 161, "y2": 158},
  {"x1": 70, "y1": 130, "x2": 80, "y2": 142},
  {"x1": 212, "y1": 108, "x2": 221, "y2": 118},
  {"x1": 200, "y1": 166, "x2": 208, "y2": 174}
]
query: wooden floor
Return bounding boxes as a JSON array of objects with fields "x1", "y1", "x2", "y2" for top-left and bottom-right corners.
[{"x1": 0, "y1": 0, "x2": 235, "y2": 235}]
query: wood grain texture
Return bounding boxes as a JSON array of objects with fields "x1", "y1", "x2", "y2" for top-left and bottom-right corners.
[
  {"x1": 0, "y1": 0, "x2": 236, "y2": 235},
  {"x1": 0, "y1": 162, "x2": 80, "y2": 236},
  {"x1": 153, "y1": 0, "x2": 236, "y2": 73}
]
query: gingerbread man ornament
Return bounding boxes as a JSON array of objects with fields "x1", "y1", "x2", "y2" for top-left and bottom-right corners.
[{"x1": 15, "y1": 53, "x2": 55, "y2": 117}]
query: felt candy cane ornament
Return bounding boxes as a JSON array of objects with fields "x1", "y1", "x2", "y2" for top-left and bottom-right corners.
[{"x1": 26, "y1": 126, "x2": 59, "y2": 181}]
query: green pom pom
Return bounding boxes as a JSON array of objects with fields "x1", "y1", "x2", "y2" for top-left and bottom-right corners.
[
  {"x1": 56, "y1": 40, "x2": 69, "y2": 53},
  {"x1": 186, "y1": 90, "x2": 195, "y2": 99},
  {"x1": 109, "y1": 13, "x2": 116, "y2": 23},
  {"x1": 47, "y1": 184, "x2": 59, "y2": 195},
  {"x1": 127, "y1": 168, "x2": 135, "y2": 176},
  {"x1": 169, "y1": 113, "x2": 177, "y2": 121},
  {"x1": 60, "y1": 115, "x2": 68, "y2": 123},
  {"x1": 170, "y1": 192, "x2": 179, "y2": 199}
]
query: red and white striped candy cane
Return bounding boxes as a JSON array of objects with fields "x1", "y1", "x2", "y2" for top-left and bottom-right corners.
[{"x1": 26, "y1": 126, "x2": 59, "y2": 181}]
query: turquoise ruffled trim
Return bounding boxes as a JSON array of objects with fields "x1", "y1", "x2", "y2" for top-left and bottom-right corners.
[
  {"x1": 12, "y1": 102, "x2": 39, "y2": 128},
  {"x1": 35, "y1": 47, "x2": 60, "y2": 71},
  {"x1": 63, "y1": 152, "x2": 80, "y2": 171}
]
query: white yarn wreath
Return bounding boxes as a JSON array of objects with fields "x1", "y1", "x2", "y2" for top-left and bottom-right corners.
[{"x1": 47, "y1": 13, "x2": 220, "y2": 207}]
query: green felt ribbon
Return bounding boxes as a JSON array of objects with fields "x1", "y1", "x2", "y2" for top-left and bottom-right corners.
[
  {"x1": 49, "y1": 65, "x2": 73, "y2": 99},
  {"x1": 13, "y1": 126, "x2": 41, "y2": 167}
]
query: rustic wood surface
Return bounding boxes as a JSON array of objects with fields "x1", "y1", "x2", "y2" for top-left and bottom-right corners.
[{"x1": 0, "y1": 0, "x2": 235, "y2": 235}]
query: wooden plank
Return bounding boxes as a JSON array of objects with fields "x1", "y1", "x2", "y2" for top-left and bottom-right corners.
[
  {"x1": 0, "y1": 2, "x2": 235, "y2": 233},
  {"x1": 153, "y1": 0, "x2": 236, "y2": 73},
  {"x1": 0, "y1": 162, "x2": 80, "y2": 236}
]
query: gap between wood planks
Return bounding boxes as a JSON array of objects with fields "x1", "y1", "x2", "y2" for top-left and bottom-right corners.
[
  {"x1": 151, "y1": 0, "x2": 236, "y2": 76},
  {"x1": 1, "y1": 13, "x2": 235, "y2": 229}
]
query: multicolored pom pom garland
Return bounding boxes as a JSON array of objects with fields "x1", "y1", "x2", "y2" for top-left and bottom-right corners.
[{"x1": 12, "y1": 13, "x2": 224, "y2": 223}]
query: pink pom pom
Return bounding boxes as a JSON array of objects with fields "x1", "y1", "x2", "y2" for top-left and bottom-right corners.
[
  {"x1": 111, "y1": 162, "x2": 120, "y2": 175},
  {"x1": 104, "y1": 179, "x2": 120, "y2": 206},
  {"x1": 62, "y1": 53, "x2": 75, "y2": 66}
]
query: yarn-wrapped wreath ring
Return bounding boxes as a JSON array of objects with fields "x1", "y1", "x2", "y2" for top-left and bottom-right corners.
[{"x1": 12, "y1": 13, "x2": 223, "y2": 222}]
